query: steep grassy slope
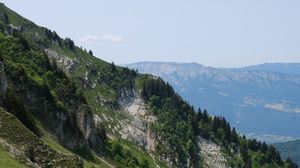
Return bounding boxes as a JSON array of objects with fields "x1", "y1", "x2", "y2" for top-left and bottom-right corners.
[
  {"x1": 0, "y1": 5, "x2": 161, "y2": 167},
  {"x1": 0, "y1": 145, "x2": 26, "y2": 168},
  {"x1": 1, "y1": 2, "x2": 138, "y2": 135},
  {"x1": 0, "y1": 107, "x2": 82, "y2": 167},
  {"x1": 0, "y1": 30, "x2": 105, "y2": 152},
  {"x1": 0, "y1": 2, "x2": 298, "y2": 168}
]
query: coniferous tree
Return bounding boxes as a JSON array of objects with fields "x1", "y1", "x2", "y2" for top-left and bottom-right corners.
[
  {"x1": 63, "y1": 38, "x2": 75, "y2": 51},
  {"x1": 231, "y1": 128, "x2": 239, "y2": 144},
  {"x1": 275, "y1": 150, "x2": 283, "y2": 165},
  {"x1": 261, "y1": 142, "x2": 268, "y2": 153},
  {"x1": 111, "y1": 62, "x2": 116, "y2": 72},
  {"x1": 240, "y1": 140, "x2": 251, "y2": 167},
  {"x1": 88, "y1": 50, "x2": 93, "y2": 56},
  {"x1": 266, "y1": 145, "x2": 277, "y2": 163},
  {"x1": 224, "y1": 122, "x2": 231, "y2": 141},
  {"x1": 202, "y1": 109, "x2": 209, "y2": 123}
]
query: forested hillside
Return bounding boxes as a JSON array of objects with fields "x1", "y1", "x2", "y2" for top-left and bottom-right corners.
[
  {"x1": 127, "y1": 62, "x2": 300, "y2": 142},
  {"x1": 0, "y1": 3, "x2": 297, "y2": 168}
]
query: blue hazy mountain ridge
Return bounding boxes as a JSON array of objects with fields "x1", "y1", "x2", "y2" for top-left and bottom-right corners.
[
  {"x1": 241, "y1": 63, "x2": 300, "y2": 75},
  {"x1": 126, "y1": 62, "x2": 300, "y2": 142},
  {"x1": 273, "y1": 139, "x2": 300, "y2": 167}
]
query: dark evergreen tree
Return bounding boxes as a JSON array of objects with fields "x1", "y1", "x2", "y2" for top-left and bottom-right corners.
[
  {"x1": 266, "y1": 145, "x2": 277, "y2": 163},
  {"x1": 231, "y1": 127, "x2": 239, "y2": 144},
  {"x1": 275, "y1": 150, "x2": 283, "y2": 165},
  {"x1": 240, "y1": 140, "x2": 251, "y2": 168},
  {"x1": 88, "y1": 50, "x2": 93, "y2": 56},
  {"x1": 261, "y1": 142, "x2": 268, "y2": 153},
  {"x1": 63, "y1": 38, "x2": 75, "y2": 51},
  {"x1": 224, "y1": 122, "x2": 231, "y2": 142},
  {"x1": 111, "y1": 62, "x2": 116, "y2": 72},
  {"x1": 202, "y1": 109, "x2": 209, "y2": 123}
]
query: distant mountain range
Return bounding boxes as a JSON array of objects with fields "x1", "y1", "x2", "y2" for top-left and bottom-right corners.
[
  {"x1": 127, "y1": 62, "x2": 300, "y2": 142},
  {"x1": 274, "y1": 140, "x2": 300, "y2": 167},
  {"x1": 241, "y1": 63, "x2": 300, "y2": 75}
]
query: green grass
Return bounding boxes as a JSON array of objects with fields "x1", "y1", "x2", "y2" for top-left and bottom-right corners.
[
  {"x1": 0, "y1": 107, "x2": 38, "y2": 148},
  {"x1": 42, "y1": 134, "x2": 112, "y2": 168},
  {"x1": 42, "y1": 134, "x2": 72, "y2": 154},
  {"x1": 0, "y1": 145, "x2": 27, "y2": 168},
  {"x1": 42, "y1": 135, "x2": 113, "y2": 168},
  {"x1": 49, "y1": 44, "x2": 77, "y2": 59},
  {"x1": 0, "y1": 107, "x2": 82, "y2": 167},
  {"x1": 117, "y1": 139, "x2": 166, "y2": 168},
  {"x1": 84, "y1": 159, "x2": 111, "y2": 168}
]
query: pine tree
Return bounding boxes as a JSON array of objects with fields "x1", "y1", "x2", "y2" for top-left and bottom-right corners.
[
  {"x1": 275, "y1": 150, "x2": 283, "y2": 165},
  {"x1": 261, "y1": 142, "x2": 268, "y2": 153},
  {"x1": 88, "y1": 50, "x2": 93, "y2": 56},
  {"x1": 224, "y1": 122, "x2": 231, "y2": 142},
  {"x1": 231, "y1": 128, "x2": 239, "y2": 143},
  {"x1": 202, "y1": 109, "x2": 209, "y2": 123},
  {"x1": 111, "y1": 62, "x2": 116, "y2": 72}
]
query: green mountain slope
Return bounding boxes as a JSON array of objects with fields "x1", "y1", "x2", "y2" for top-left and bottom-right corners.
[
  {"x1": 0, "y1": 107, "x2": 82, "y2": 167},
  {"x1": 0, "y1": 145, "x2": 27, "y2": 168},
  {"x1": 0, "y1": 2, "x2": 298, "y2": 168}
]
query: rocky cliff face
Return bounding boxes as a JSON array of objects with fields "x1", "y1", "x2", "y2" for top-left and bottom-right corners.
[
  {"x1": 198, "y1": 137, "x2": 228, "y2": 168},
  {"x1": 118, "y1": 89, "x2": 232, "y2": 167},
  {"x1": 23, "y1": 80, "x2": 105, "y2": 155},
  {"x1": 115, "y1": 87, "x2": 155, "y2": 149},
  {"x1": 45, "y1": 49, "x2": 77, "y2": 73},
  {"x1": 120, "y1": 93, "x2": 156, "y2": 149}
]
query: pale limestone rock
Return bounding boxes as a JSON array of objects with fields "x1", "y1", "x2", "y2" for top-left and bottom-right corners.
[{"x1": 198, "y1": 136, "x2": 229, "y2": 168}]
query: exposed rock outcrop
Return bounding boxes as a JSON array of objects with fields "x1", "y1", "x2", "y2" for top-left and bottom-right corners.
[
  {"x1": 198, "y1": 136, "x2": 228, "y2": 168},
  {"x1": 45, "y1": 49, "x2": 77, "y2": 73},
  {"x1": 120, "y1": 91, "x2": 157, "y2": 150},
  {"x1": 24, "y1": 86, "x2": 105, "y2": 156}
]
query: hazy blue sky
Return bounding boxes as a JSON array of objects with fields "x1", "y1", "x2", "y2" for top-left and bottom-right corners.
[{"x1": 2, "y1": 0, "x2": 300, "y2": 67}]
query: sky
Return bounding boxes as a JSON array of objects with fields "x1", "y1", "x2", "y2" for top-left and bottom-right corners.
[{"x1": 1, "y1": 0, "x2": 300, "y2": 68}]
